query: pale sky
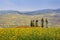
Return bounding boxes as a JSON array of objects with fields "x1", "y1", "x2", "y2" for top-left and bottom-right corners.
[{"x1": 0, "y1": 0, "x2": 60, "y2": 11}]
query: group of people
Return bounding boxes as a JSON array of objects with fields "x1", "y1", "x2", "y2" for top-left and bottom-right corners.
[
  {"x1": 30, "y1": 20, "x2": 38, "y2": 27},
  {"x1": 30, "y1": 18, "x2": 48, "y2": 28}
]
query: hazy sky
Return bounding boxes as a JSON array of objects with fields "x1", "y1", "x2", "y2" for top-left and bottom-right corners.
[{"x1": 0, "y1": 0, "x2": 60, "y2": 11}]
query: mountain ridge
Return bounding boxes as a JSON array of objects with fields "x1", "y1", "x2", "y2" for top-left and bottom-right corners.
[
  {"x1": 0, "y1": 9, "x2": 60, "y2": 15},
  {"x1": 0, "y1": 9, "x2": 60, "y2": 28}
]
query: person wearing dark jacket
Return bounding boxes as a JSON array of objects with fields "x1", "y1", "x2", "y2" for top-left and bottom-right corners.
[
  {"x1": 36, "y1": 20, "x2": 38, "y2": 27},
  {"x1": 30, "y1": 20, "x2": 34, "y2": 27},
  {"x1": 41, "y1": 18, "x2": 44, "y2": 28},
  {"x1": 45, "y1": 18, "x2": 48, "y2": 28}
]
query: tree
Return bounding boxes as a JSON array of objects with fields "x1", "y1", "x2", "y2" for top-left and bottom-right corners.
[
  {"x1": 36, "y1": 20, "x2": 38, "y2": 27},
  {"x1": 45, "y1": 18, "x2": 48, "y2": 28},
  {"x1": 41, "y1": 18, "x2": 44, "y2": 28}
]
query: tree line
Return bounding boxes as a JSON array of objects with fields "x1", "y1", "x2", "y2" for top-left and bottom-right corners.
[{"x1": 30, "y1": 18, "x2": 48, "y2": 28}]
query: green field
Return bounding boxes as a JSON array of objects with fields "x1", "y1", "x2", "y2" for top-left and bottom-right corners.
[{"x1": 0, "y1": 27, "x2": 60, "y2": 40}]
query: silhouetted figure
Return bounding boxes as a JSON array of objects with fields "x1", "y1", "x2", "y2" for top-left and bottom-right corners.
[
  {"x1": 36, "y1": 20, "x2": 38, "y2": 27},
  {"x1": 30, "y1": 20, "x2": 34, "y2": 27},
  {"x1": 30, "y1": 20, "x2": 33, "y2": 27},
  {"x1": 32, "y1": 20, "x2": 35, "y2": 27},
  {"x1": 45, "y1": 18, "x2": 48, "y2": 28},
  {"x1": 41, "y1": 18, "x2": 44, "y2": 28}
]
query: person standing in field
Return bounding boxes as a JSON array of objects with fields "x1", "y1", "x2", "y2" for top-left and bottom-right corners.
[
  {"x1": 36, "y1": 20, "x2": 38, "y2": 27},
  {"x1": 30, "y1": 20, "x2": 35, "y2": 27},
  {"x1": 45, "y1": 18, "x2": 48, "y2": 28},
  {"x1": 30, "y1": 20, "x2": 33, "y2": 27},
  {"x1": 41, "y1": 18, "x2": 44, "y2": 28},
  {"x1": 32, "y1": 20, "x2": 35, "y2": 27}
]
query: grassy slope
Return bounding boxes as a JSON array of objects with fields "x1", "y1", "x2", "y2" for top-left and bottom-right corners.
[
  {"x1": 0, "y1": 13, "x2": 60, "y2": 28},
  {"x1": 0, "y1": 27, "x2": 60, "y2": 40}
]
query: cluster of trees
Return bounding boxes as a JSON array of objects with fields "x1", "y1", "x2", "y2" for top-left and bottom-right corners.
[{"x1": 30, "y1": 18, "x2": 48, "y2": 28}]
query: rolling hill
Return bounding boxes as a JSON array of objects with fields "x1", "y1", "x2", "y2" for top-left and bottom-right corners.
[
  {"x1": 24, "y1": 9, "x2": 60, "y2": 15},
  {"x1": 0, "y1": 9, "x2": 60, "y2": 28}
]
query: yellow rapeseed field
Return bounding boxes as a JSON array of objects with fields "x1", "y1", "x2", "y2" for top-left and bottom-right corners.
[{"x1": 0, "y1": 27, "x2": 60, "y2": 40}]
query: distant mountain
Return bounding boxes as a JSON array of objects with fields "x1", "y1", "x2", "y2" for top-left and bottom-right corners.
[
  {"x1": 0, "y1": 9, "x2": 60, "y2": 15},
  {"x1": 0, "y1": 10, "x2": 22, "y2": 15},
  {"x1": 24, "y1": 9, "x2": 60, "y2": 15}
]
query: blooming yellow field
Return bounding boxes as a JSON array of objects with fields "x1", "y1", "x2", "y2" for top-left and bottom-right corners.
[{"x1": 0, "y1": 27, "x2": 60, "y2": 40}]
